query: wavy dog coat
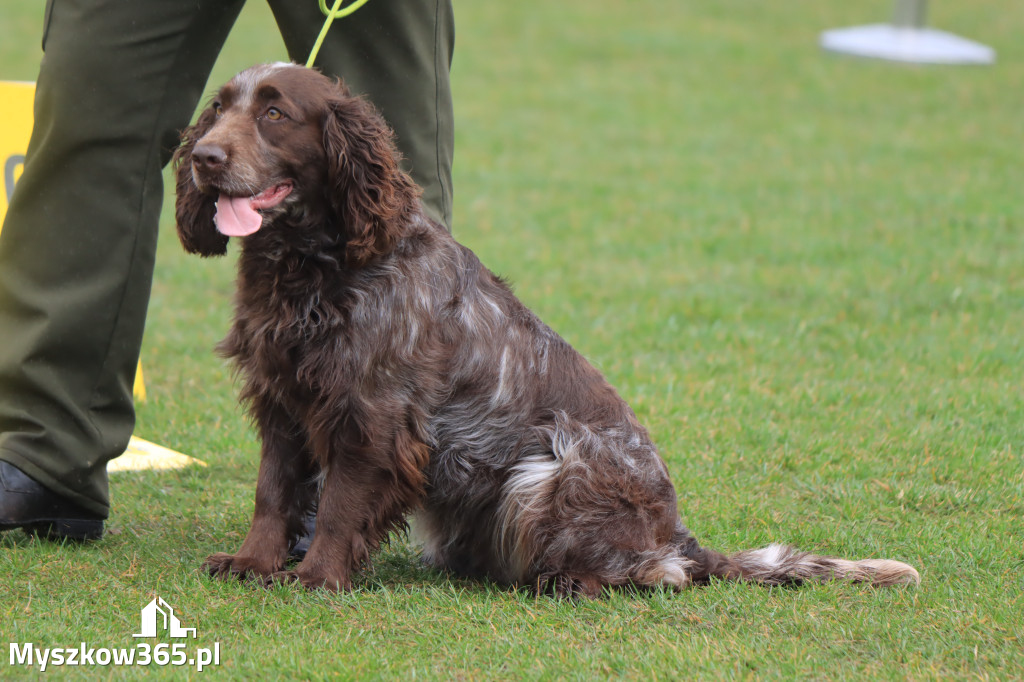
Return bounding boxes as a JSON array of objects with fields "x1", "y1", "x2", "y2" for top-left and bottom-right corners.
[{"x1": 174, "y1": 63, "x2": 919, "y2": 595}]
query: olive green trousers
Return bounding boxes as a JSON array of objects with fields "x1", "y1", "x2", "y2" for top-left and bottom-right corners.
[{"x1": 0, "y1": 0, "x2": 455, "y2": 516}]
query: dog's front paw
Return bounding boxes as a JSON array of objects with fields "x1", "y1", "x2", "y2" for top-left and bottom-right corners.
[
  {"x1": 202, "y1": 552, "x2": 280, "y2": 582},
  {"x1": 267, "y1": 567, "x2": 352, "y2": 592}
]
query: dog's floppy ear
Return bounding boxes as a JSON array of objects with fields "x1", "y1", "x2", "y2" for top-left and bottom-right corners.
[
  {"x1": 322, "y1": 93, "x2": 420, "y2": 267},
  {"x1": 172, "y1": 107, "x2": 229, "y2": 257}
]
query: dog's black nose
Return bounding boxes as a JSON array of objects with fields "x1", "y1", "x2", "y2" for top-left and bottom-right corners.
[{"x1": 192, "y1": 143, "x2": 228, "y2": 171}]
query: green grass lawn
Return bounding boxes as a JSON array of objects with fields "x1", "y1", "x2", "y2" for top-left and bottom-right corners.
[{"x1": 3, "y1": 1, "x2": 1023, "y2": 678}]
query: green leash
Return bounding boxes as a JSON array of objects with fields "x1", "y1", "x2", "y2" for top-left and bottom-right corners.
[{"x1": 305, "y1": 0, "x2": 371, "y2": 68}]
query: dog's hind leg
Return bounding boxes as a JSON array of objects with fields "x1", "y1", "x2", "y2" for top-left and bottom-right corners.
[
  {"x1": 497, "y1": 415, "x2": 695, "y2": 596},
  {"x1": 537, "y1": 544, "x2": 695, "y2": 599}
]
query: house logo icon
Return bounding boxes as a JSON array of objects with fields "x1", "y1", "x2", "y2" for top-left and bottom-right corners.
[{"x1": 132, "y1": 597, "x2": 197, "y2": 639}]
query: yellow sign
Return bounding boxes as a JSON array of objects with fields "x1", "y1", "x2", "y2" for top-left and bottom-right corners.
[
  {"x1": 108, "y1": 437, "x2": 208, "y2": 473},
  {"x1": 0, "y1": 81, "x2": 34, "y2": 218}
]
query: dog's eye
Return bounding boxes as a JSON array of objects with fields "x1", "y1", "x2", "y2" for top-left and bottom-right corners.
[
  {"x1": 265, "y1": 107, "x2": 284, "y2": 121},
  {"x1": 213, "y1": 103, "x2": 223, "y2": 117}
]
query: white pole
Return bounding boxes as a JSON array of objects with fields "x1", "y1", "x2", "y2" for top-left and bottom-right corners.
[{"x1": 891, "y1": 0, "x2": 928, "y2": 30}]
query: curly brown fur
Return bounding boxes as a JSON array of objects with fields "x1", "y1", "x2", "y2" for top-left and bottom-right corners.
[{"x1": 175, "y1": 63, "x2": 920, "y2": 594}]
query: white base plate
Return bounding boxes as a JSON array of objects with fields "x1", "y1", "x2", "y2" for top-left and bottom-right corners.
[{"x1": 821, "y1": 24, "x2": 995, "y2": 65}]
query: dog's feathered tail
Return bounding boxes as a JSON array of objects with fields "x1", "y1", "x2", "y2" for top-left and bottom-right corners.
[{"x1": 679, "y1": 537, "x2": 920, "y2": 587}]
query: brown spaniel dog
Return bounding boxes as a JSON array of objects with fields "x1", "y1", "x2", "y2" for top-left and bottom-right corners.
[{"x1": 174, "y1": 64, "x2": 919, "y2": 595}]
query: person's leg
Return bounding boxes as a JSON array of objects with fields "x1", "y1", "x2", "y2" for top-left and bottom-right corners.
[
  {"x1": 0, "y1": 0, "x2": 245, "y2": 532},
  {"x1": 268, "y1": 0, "x2": 455, "y2": 230}
]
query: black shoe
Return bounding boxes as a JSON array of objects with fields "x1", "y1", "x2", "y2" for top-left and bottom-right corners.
[
  {"x1": 288, "y1": 510, "x2": 317, "y2": 561},
  {"x1": 0, "y1": 460, "x2": 105, "y2": 541}
]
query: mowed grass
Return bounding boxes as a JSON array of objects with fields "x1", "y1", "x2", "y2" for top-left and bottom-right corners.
[{"x1": 2, "y1": 1, "x2": 1023, "y2": 679}]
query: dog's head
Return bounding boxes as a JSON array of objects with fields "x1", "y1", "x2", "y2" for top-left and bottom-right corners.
[{"x1": 173, "y1": 63, "x2": 419, "y2": 265}]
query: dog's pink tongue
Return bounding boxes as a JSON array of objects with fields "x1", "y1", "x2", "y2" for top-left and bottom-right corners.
[{"x1": 215, "y1": 195, "x2": 263, "y2": 237}]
